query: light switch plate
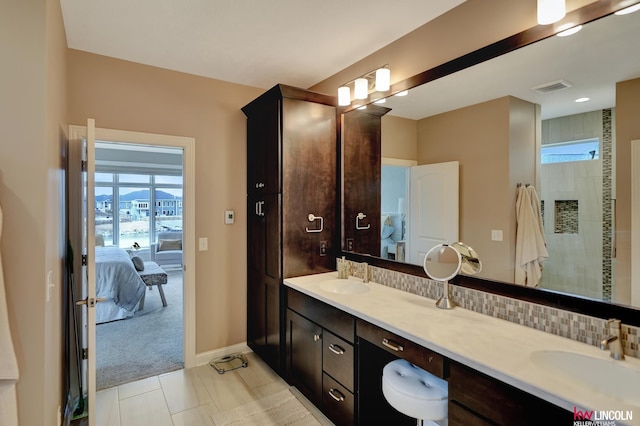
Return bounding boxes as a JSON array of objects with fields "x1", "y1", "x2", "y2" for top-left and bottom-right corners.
[
  {"x1": 491, "y1": 229, "x2": 503, "y2": 241},
  {"x1": 225, "y1": 210, "x2": 235, "y2": 224},
  {"x1": 199, "y1": 237, "x2": 208, "y2": 251}
]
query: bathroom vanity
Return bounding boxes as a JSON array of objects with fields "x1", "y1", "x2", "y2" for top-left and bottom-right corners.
[{"x1": 283, "y1": 272, "x2": 640, "y2": 426}]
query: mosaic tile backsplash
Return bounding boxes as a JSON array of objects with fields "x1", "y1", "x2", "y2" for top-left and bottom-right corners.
[{"x1": 339, "y1": 258, "x2": 639, "y2": 359}]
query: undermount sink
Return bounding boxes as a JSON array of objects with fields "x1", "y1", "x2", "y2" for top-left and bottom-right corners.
[
  {"x1": 530, "y1": 350, "x2": 640, "y2": 407},
  {"x1": 319, "y1": 278, "x2": 370, "y2": 294}
]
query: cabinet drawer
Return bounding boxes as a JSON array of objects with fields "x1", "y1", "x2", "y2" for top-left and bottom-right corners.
[
  {"x1": 449, "y1": 362, "x2": 572, "y2": 425},
  {"x1": 356, "y1": 319, "x2": 445, "y2": 378},
  {"x1": 323, "y1": 373, "x2": 354, "y2": 426},
  {"x1": 287, "y1": 288, "x2": 354, "y2": 343},
  {"x1": 323, "y1": 330, "x2": 354, "y2": 391},
  {"x1": 449, "y1": 401, "x2": 493, "y2": 426}
]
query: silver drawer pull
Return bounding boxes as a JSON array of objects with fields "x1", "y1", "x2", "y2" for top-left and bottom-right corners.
[
  {"x1": 382, "y1": 338, "x2": 404, "y2": 352},
  {"x1": 313, "y1": 333, "x2": 322, "y2": 342},
  {"x1": 328, "y1": 344, "x2": 345, "y2": 355},
  {"x1": 328, "y1": 388, "x2": 345, "y2": 402}
]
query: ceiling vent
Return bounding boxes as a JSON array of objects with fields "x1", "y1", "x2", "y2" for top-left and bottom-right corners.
[{"x1": 531, "y1": 79, "x2": 573, "y2": 94}]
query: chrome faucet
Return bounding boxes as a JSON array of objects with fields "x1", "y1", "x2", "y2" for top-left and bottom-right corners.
[{"x1": 600, "y1": 319, "x2": 625, "y2": 360}]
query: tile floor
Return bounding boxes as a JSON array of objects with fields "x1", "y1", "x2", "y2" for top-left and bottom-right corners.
[{"x1": 96, "y1": 352, "x2": 332, "y2": 426}]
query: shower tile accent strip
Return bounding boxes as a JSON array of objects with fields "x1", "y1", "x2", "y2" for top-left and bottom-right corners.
[
  {"x1": 338, "y1": 258, "x2": 639, "y2": 359},
  {"x1": 601, "y1": 108, "x2": 613, "y2": 301}
]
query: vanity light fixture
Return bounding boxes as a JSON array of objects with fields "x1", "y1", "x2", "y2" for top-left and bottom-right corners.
[
  {"x1": 615, "y1": 3, "x2": 640, "y2": 15},
  {"x1": 337, "y1": 65, "x2": 391, "y2": 106},
  {"x1": 556, "y1": 24, "x2": 582, "y2": 37},
  {"x1": 537, "y1": 0, "x2": 566, "y2": 25}
]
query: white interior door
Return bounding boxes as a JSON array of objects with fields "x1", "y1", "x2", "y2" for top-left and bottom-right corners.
[
  {"x1": 406, "y1": 161, "x2": 459, "y2": 265},
  {"x1": 71, "y1": 118, "x2": 97, "y2": 426}
]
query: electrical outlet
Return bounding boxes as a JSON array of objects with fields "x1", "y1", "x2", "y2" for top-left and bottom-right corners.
[
  {"x1": 491, "y1": 229, "x2": 503, "y2": 241},
  {"x1": 320, "y1": 240, "x2": 327, "y2": 256},
  {"x1": 346, "y1": 238, "x2": 354, "y2": 251}
]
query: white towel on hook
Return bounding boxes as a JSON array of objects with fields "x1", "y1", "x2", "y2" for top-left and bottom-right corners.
[
  {"x1": 515, "y1": 186, "x2": 548, "y2": 286},
  {"x1": 0, "y1": 204, "x2": 19, "y2": 425}
]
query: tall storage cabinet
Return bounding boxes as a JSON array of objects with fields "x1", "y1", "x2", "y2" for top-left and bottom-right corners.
[{"x1": 242, "y1": 84, "x2": 337, "y2": 373}]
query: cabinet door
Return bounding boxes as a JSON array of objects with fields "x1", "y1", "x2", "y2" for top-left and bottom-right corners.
[
  {"x1": 285, "y1": 309, "x2": 323, "y2": 406},
  {"x1": 342, "y1": 106, "x2": 387, "y2": 257},
  {"x1": 281, "y1": 98, "x2": 337, "y2": 278},
  {"x1": 247, "y1": 193, "x2": 282, "y2": 371},
  {"x1": 246, "y1": 98, "x2": 280, "y2": 195},
  {"x1": 247, "y1": 195, "x2": 266, "y2": 352}
]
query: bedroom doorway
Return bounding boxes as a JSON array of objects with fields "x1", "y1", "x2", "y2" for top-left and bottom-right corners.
[
  {"x1": 68, "y1": 125, "x2": 196, "y2": 423},
  {"x1": 94, "y1": 141, "x2": 186, "y2": 390}
]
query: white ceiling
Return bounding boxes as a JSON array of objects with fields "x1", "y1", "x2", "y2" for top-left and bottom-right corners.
[
  {"x1": 382, "y1": 10, "x2": 640, "y2": 120},
  {"x1": 60, "y1": 0, "x2": 465, "y2": 90}
]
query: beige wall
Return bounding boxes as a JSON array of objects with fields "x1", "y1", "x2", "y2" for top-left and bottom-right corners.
[
  {"x1": 416, "y1": 97, "x2": 537, "y2": 283},
  {"x1": 66, "y1": 50, "x2": 263, "y2": 354},
  {"x1": 381, "y1": 115, "x2": 418, "y2": 161},
  {"x1": 616, "y1": 77, "x2": 640, "y2": 305},
  {"x1": 0, "y1": 0, "x2": 67, "y2": 424}
]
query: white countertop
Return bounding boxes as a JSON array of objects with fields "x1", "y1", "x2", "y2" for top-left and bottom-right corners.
[{"x1": 284, "y1": 272, "x2": 640, "y2": 425}]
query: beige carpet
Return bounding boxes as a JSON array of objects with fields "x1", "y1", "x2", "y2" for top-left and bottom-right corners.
[{"x1": 210, "y1": 388, "x2": 327, "y2": 426}]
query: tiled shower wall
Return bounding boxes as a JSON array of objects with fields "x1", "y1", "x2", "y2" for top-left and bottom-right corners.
[{"x1": 339, "y1": 258, "x2": 639, "y2": 359}]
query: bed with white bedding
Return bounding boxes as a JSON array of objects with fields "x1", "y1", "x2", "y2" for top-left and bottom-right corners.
[
  {"x1": 381, "y1": 213, "x2": 404, "y2": 260},
  {"x1": 95, "y1": 246, "x2": 146, "y2": 323}
]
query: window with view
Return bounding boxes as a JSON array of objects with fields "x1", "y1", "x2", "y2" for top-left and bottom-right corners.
[
  {"x1": 541, "y1": 138, "x2": 599, "y2": 164},
  {"x1": 95, "y1": 173, "x2": 183, "y2": 249}
]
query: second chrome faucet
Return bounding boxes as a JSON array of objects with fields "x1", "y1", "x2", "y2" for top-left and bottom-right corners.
[{"x1": 600, "y1": 318, "x2": 625, "y2": 360}]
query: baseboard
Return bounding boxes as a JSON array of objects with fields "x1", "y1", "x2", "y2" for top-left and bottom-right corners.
[{"x1": 195, "y1": 342, "x2": 251, "y2": 366}]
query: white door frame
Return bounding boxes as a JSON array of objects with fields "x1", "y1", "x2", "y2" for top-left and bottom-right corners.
[{"x1": 68, "y1": 125, "x2": 197, "y2": 370}]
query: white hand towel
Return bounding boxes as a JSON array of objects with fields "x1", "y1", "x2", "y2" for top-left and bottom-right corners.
[{"x1": 515, "y1": 186, "x2": 549, "y2": 286}]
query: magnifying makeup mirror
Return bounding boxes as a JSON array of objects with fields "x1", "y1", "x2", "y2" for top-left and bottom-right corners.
[{"x1": 424, "y1": 242, "x2": 482, "y2": 309}]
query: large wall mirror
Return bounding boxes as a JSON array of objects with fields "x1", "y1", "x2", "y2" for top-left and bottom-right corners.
[{"x1": 341, "y1": 3, "x2": 640, "y2": 316}]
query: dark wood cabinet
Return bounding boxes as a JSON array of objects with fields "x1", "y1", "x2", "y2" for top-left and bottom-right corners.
[
  {"x1": 243, "y1": 85, "x2": 337, "y2": 374},
  {"x1": 342, "y1": 105, "x2": 389, "y2": 256},
  {"x1": 286, "y1": 288, "x2": 355, "y2": 425},
  {"x1": 284, "y1": 289, "x2": 575, "y2": 426},
  {"x1": 448, "y1": 361, "x2": 573, "y2": 425},
  {"x1": 285, "y1": 309, "x2": 323, "y2": 405}
]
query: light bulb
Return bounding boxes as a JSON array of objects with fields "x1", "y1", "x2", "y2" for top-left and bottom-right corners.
[
  {"x1": 354, "y1": 78, "x2": 368, "y2": 100},
  {"x1": 375, "y1": 68, "x2": 390, "y2": 92},
  {"x1": 338, "y1": 86, "x2": 351, "y2": 106},
  {"x1": 537, "y1": 0, "x2": 566, "y2": 25}
]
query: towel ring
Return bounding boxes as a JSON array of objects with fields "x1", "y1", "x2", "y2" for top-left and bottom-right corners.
[
  {"x1": 306, "y1": 214, "x2": 323, "y2": 233},
  {"x1": 356, "y1": 212, "x2": 370, "y2": 230}
]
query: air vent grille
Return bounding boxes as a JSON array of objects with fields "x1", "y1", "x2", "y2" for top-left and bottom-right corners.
[{"x1": 531, "y1": 79, "x2": 573, "y2": 94}]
